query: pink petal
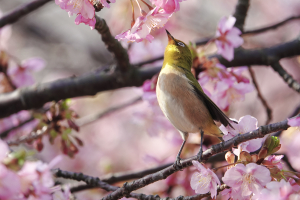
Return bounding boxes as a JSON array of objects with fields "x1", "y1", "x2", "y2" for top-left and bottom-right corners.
[
  {"x1": 247, "y1": 163, "x2": 271, "y2": 186},
  {"x1": 238, "y1": 115, "x2": 258, "y2": 133},
  {"x1": 75, "y1": 14, "x2": 96, "y2": 29},
  {"x1": 22, "y1": 57, "x2": 45, "y2": 71},
  {"x1": 224, "y1": 16, "x2": 236, "y2": 31},
  {"x1": 288, "y1": 117, "x2": 300, "y2": 127}
]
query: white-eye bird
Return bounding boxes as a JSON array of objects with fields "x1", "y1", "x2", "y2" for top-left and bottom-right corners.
[{"x1": 156, "y1": 30, "x2": 233, "y2": 168}]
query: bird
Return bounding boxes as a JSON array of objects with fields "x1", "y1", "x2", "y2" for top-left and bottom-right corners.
[{"x1": 156, "y1": 30, "x2": 233, "y2": 169}]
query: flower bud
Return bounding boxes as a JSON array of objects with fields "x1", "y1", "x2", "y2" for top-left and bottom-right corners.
[
  {"x1": 251, "y1": 154, "x2": 258, "y2": 163},
  {"x1": 258, "y1": 147, "x2": 268, "y2": 160},
  {"x1": 0, "y1": 50, "x2": 9, "y2": 68},
  {"x1": 240, "y1": 151, "x2": 251, "y2": 162},
  {"x1": 261, "y1": 135, "x2": 281, "y2": 156},
  {"x1": 225, "y1": 151, "x2": 235, "y2": 164}
]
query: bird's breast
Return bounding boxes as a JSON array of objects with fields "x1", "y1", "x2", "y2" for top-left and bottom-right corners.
[
  {"x1": 156, "y1": 66, "x2": 221, "y2": 136},
  {"x1": 156, "y1": 67, "x2": 199, "y2": 133}
]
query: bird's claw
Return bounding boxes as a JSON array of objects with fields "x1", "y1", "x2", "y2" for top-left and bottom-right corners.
[
  {"x1": 173, "y1": 156, "x2": 183, "y2": 170},
  {"x1": 197, "y1": 149, "x2": 203, "y2": 162}
]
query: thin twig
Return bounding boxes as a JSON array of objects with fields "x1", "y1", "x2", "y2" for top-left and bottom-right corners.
[
  {"x1": 271, "y1": 61, "x2": 300, "y2": 93},
  {"x1": 0, "y1": 117, "x2": 35, "y2": 139},
  {"x1": 7, "y1": 125, "x2": 49, "y2": 146},
  {"x1": 101, "y1": 114, "x2": 299, "y2": 200},
  {"x1": 76, "y1": 96, "x2": 142, "y2": 127},
  {"x1": 0, "y1": 0, "x2": 53, "y2": 28},
  {"x1": 244, "y1": 16, "x2": 300, "y2": 35},
  {"x1": 248, "y1": 66, "x2": 272, "y2": 124}
]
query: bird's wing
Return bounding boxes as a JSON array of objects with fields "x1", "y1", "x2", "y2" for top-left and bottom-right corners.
[{"x1": 182, "y1": 68, "x2": 234, "y2": 129}]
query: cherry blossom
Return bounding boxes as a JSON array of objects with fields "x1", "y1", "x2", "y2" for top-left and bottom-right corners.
[
  {"x1": 75, "y1": 13, "x2": 96, "y2": 29},
  {"x1": 190, "y1": 161, "x2": 220, "y2": 198},
  {"x1": 228, "y1": 67, "x2": 250, "y2": 83},
  {"x1": 215, "y1": 16, "x2": 244, "y2": 61},
  {"x1": 220, "y1": 188, "x2": 249, "y2": 200},
  {"x1": 0, "y1": 164, "x2": 22, "y2": 200},
  {"x1": 18, "y1": 155, "x2": 62, "y2": 199},
  {"x1": 220, "y1": 115, "x2": 263, "y2": 156},
  {"x1": 150, "y1": 0, "x2": 182, "y2": 14},
  {"x1": 100, "y1": 0, "x2": 115, "y2": 8},
  {"x1": 255, "y1": 179, "x2": 298, "y2": 200},
  {"x1": 55, "y1": 0, "x2": 107, "y2": 29},
  {"x1": 116, "y1": 7, "x2": 170, "y2": 43},
  {"x1": 262, "y1": 155, "x2": 284, "y2": 170},
  {"x1": 223, "y1": 163, "x2": 271, "y2": 198},
  {"x1": 7, "y1": 57, "x2": 45, "y2": 87},
  {"x1": 198, "y1": 63, "x2": 230, "y2": 85},
  {"x1": 214, "y1": 77, "x2": 254, "y2": 111}
]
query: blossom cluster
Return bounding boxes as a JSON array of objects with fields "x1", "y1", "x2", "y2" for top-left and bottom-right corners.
[
  {"x1": 0, "y1": 139, "x2": 71, "y2": 199},
  {"x1": 194, "y1": 55, "x2": 253, "y2": 111},
  {"x1": 33, "y1": 99, "x2": 82, "y2": 157},
  {"x1": 116, "y1": 0, "x2": 185, "y2": 43},
  {"x1": 190, "y1": 115, "x2": 300, "y2": 199},
  {"x1": 0, "y1": 24, "x2": 45, "y2": 143},
  {"x1": 55, "y1": 0, "x2": 116, "y2": 29}
]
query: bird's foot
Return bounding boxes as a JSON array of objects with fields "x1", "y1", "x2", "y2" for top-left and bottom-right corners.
[
  {"x1": 197, "y1": 149, "x2": 203, "y2": 162},
  {"x1": 218, "y1": 137, "x2": 225, "y2": 151},
  {"x1": 173, "y1": 156, "x2": 183, "y2": 170}
]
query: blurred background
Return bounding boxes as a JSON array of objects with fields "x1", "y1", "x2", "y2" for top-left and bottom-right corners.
[{"x1": 1, "y1": 0, "x2": 300, "y2": 199}]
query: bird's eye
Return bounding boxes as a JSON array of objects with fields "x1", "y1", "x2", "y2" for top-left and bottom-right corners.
[{"x1": 177, "y1": 42, "x2": 185, "y2": 47}]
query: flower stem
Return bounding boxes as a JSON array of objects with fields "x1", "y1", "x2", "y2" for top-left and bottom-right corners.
[{"x1": 140, "y1": 0, "x2": 153, "y2": 10}]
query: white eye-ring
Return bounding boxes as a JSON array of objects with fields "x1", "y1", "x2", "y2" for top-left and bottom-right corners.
[{"x1": 177, "y1": 42, "x2": 185, "y2": 47}]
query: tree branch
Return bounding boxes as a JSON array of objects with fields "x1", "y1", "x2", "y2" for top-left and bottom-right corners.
[
  {"x1": 248, "y1": 66, "x2": 272, "y2": 124},
  {"x1": 54, "y1": 168, "x2": 228, "y2": 200},
  {"x1": 0, "y1": 66, "x2": 160, "y2": 119},
  {"x1": 1, "y1": 30, "x2": 300, "y2": 119},
  {"x1": 66, "y1": 154, "x2": 226, "y2": 193},
  {"x1": 101, "y1": 114, "x2": 298, "y2": 200},
  {"x1": 0, "y1": 0, "x2": 53, "y2": 28},
  {"x1": 136, "y1": 15, "x2": 300, "y2": 67},
  {"x1": 233, "y1": 0, "x2": 250, "y2": 32},
  {"x1": 270, "y1": 61, "x2": 300, "y2": 93},
  {"x1": 216, "y1": 35, "x2": 300, "y2": 67},
  {"x1": 53, "y1": 169, "x2": 162, "y2": 200},
  {"x1": 95, "y1": 16, "x2": 130, "y2": 72}
]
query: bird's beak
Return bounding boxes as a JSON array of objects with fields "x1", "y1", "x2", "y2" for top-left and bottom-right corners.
[{"x1": 166, "y1": 29, "x2": 175, "y2": 44}]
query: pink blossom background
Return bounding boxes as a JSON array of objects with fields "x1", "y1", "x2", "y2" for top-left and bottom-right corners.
[{"x1": 1, "y1": 0, "x2": 300, "y2": 199}]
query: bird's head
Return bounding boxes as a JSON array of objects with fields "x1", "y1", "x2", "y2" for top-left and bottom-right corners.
[{"x1": 163, "y1": 30, "x2": 192, "y2": 70}]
